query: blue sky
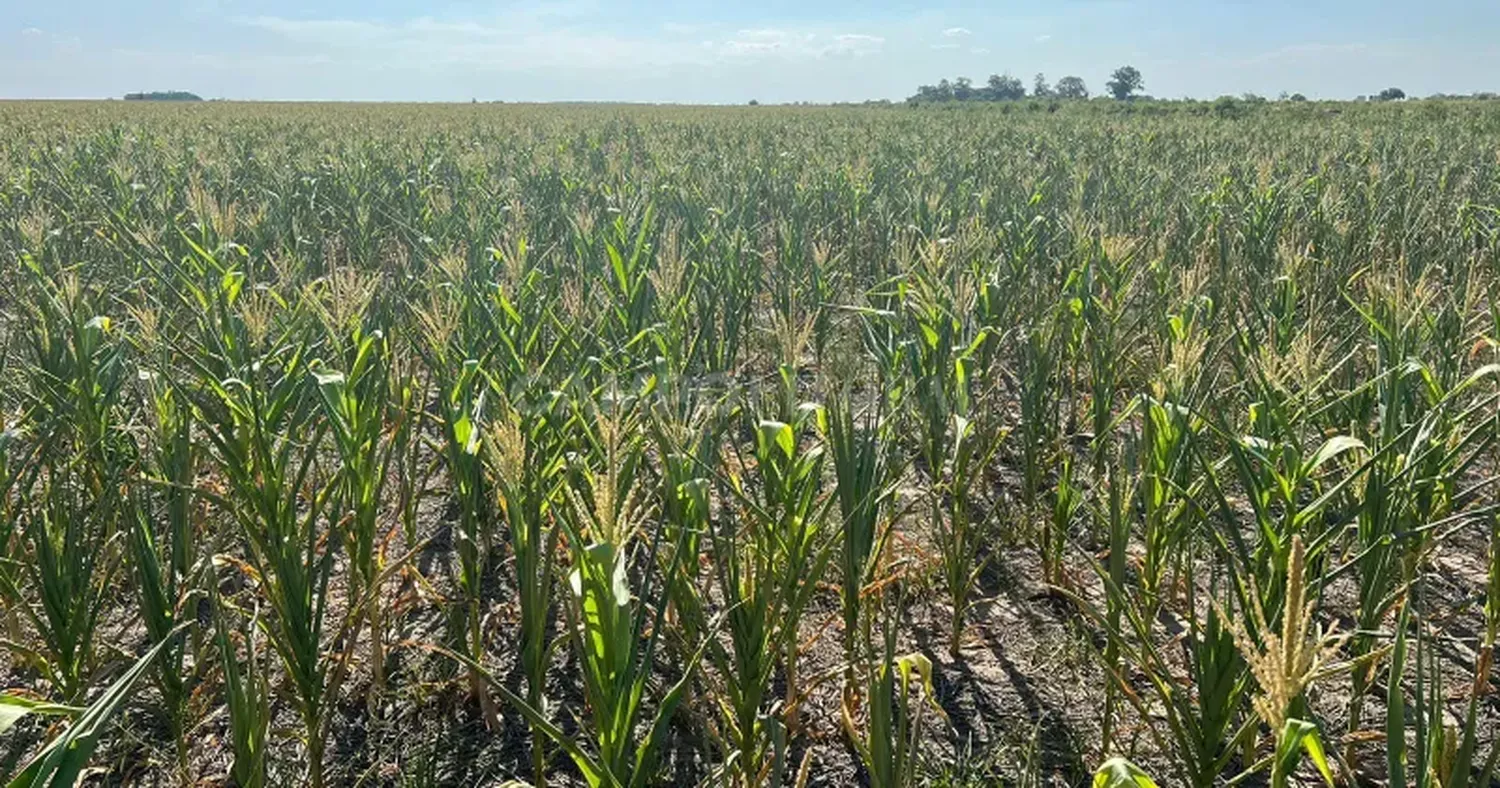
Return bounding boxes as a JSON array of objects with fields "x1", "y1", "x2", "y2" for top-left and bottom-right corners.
[{"x1": 5, "y1": 0, "x2": 1499, "y2": 102}]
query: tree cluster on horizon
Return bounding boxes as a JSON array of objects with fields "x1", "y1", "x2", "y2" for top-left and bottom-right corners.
[
  {"x1": 910, "y1": 66, "x2": 1144, "y2": 103},
  {"x1": 123, "y1": 91, "x2": 203, "y2": 102},
  {"x1": 907, "y1": 66, "x2": 1500, "y2": 106}
]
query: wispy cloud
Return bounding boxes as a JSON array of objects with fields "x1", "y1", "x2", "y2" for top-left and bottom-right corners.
[
  {"x1": 241, "y1": 15, "x2": 695, "y2": 68},
  {"x1": 971, "y1": 47, "x2": 991, "y2": 55},
  {"x1": 1239, "y1": 42, "x2": 1370, "y2": 65},
  {"x1": 17, "y1": 26, "x2": 80, "y2": 52},
  {"x1": 943, "y1": 27, "x2": 972, "y2": 37},
  {"x1": 931, "y1": 42, "x2": 961, "y2": 50},
  {"x1": 241, "y1": 15, "x2": 882, "y2": 70},
  {"x1": 833, "y1": 34, "x2": 884, "y2": 50},
  {"x1": 1035, "y1": 34, "x2": 1052, "y2": 43},
  {"x1": 112, "y1": 47, "x2": 334, "y2": 69},
  {"x1": 717, "y1": 29, "x2": 883, "y2": 59}
]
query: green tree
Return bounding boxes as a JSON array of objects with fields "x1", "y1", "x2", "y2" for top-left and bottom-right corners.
[
  {"x1": 1376, "y1": 86, "x2": 1406, "y2": 101},
  {"x1": 1105, "y1": 66, "x2": 1144, "y2": 100},
  {"x1": 1055, "y1": 76, "x2": 1089, "y2": 99},
  {"x1": 123, "y1": 90, "x2": 202, "y2": 101},
  {"x1": 953, "y1": 76, "x2": 976, "y2": 101},
  {"x1": 985, "y1": 73, "x2": 1026, "y2": 101},
  {"x1": 1033, "y1": 73, "x2": 1052, "y2": 98}
]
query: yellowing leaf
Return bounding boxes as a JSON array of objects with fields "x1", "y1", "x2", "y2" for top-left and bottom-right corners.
[{"x1": 1092, "y1": 757, "x2": 1159, "y2": 788}]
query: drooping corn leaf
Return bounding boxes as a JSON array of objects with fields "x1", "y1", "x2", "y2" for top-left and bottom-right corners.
[
  {"x1": 9, "y1": 623, "x2": 188, "y2": 788},
  {"x1": 0, "y1": 697, "x2": 79, "y2": 736},
  {"x1": 1092, "y1": 757, "x2": 1160, "y2": 788}
]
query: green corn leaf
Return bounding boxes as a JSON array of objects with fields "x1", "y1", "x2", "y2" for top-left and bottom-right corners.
[
  {"x1": 1306, "y1": 434, "x2": 1365, "y2": 474},
  {"x1": 221, "y1": 269, "x2": 245, "y2": 304},
  {"x1": 9, "y1": 623, "x2": 189, "y2": 788},
  {"x1": 433, "y1": 645, "x2": 604, "y2": 787},
  {"x1": 1092, "y1": 757, "x2": 1160, "y2": 788},
  {"x1": 0, "y1": 697, "x2": 79, "y2": 735},
  {"x1": 1276, "y1": 718, "x2": 1335, "y2": 787},
  {"x1": 454, "y1": 415, "x2": 475, "y2": 454},
  {"x1": 757, "y1": 420, "x2": 795, "y2": 460},
  {"x1": 1389, "y1": 607, "x2": 1409, "y2": 788}
]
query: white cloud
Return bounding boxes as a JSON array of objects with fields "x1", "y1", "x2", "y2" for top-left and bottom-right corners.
[
  {"x1": 971, "y1": 47, "x2": 991, "y2": 55},
  {"x1": 719, "y1": 28, "x2": 802, "y2": 56},
  {"x1": 21, "y1": 27, "x2": 43, "y2": 37},
  {"x1": 1035, "y1": 34, "x2": 1052, "y2": 43},
  {"x1": 931, "y1": 43, "x2": 960, "y2": 50},
  {"x1": 718, "y1": 29, "x2": 883, "y2": 59},
  {"x1": 943, "y1": 27, "x2": 972, "y2": 37},
  {"x1": 831, "y1": 33, "x2": 885, "y2": 54}
]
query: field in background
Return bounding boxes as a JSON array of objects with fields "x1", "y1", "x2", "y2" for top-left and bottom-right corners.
[{"x1": 4, "y1": 100, "x2": 1500, "y2": 786}]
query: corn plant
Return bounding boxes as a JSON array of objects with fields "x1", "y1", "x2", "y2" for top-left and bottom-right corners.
[
  {"x1": 453, "y1": 405, "x2": 700, "y2": 788},
  {"x1": 826, "y1": 390, "x2": 893, "y2": 683},
  {"x1": 8, "y1": 477, "x2": 118, "y2": 702},
  {"x1": 390, "y1": 350, "x2": 435, "y2": 550},
  {"x1": 1225, "y1": 537, "x2": 1343, "y2": 788},
  {"x1": 897, "y1": 269, "x2": 982, "y2": 481},
  {"x1": 1044, "y1": 455, "x2": 1081, "y2": 586},
  {"x1": 882, "y1": 260, "x2": 996, "y2": 656},
  {"x1": 1014, "y1": 316, "x2": 1062, "y2": 509},
  {"x1": 481, "y1": 401, "x2": 564, "y2": 787},
  {"x1": 703, "y1": 456, "x2": 789, "y2": 788},
  {"x1": 1199, "y1": 410, "x2": 1369, "y2": 606},
  {"x1": 1385, "y1": 576, "x2": 1500, "y2": 788},
  {"x1": 5, "y1": 274, "x2": 130, "y2": 702},
  {"x1": 413, "y1": 322, "x2": 495, "y2": 724},
  {"x1": 0, "y1": 424, "x2": 20, "y2": 645},
  {"x1": 312, "y1": 322, "x2": 403, "y2": 696},
  {"x1": 1097, "y1": 462, "x2": 1135, "y2": 753},
  {"x1": 699, "y1": 403, "x2": 831, "y2": 786},
  {"x1": 15, "y1": 269, "x2": 133, "y2": 505},
  {"x1": 5, "y1": 623, "x2": 190, "y2": 788},
  {"x1": 190, "y1": 326, "x2": 340, "y2": 787},
  {"x1": 211, "y1": 589, "x2": 269, "y2": 788},
  {"x1": 650, "y1": 396, "x2": 722, "y2": 659},
  {"x1": 1346, "y1": 364, "x2": 1500, "y2": 744},
  {"x1": 1069, "y1": 554, "x2": 1255, "y2": 788},
  {"x1": 1134, "y1": 395, "x2": 1200, "y2": 616},
  {"x1": 743, "y1": 409, "x2": 833, "y2": 731},
  {"x1": 1073, "y1": 240, "x2": 1140, "y2": 479},
  {"x1": 125, "y1": 369, "x2": 199, "y2": 771},
  {"x1": 843, "y1": 600, "x2": 945, "y2": 788},
  {"x1": 934, "y1": 411, "x2": 1004, "y2": 657}
]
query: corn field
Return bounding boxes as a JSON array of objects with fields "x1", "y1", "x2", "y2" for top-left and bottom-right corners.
[{"x1": 4, "y1": 99, "x2": 1500, "y2": 786}]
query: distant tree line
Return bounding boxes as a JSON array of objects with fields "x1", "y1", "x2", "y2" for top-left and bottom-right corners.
[
  {"x1": 123, "y1": 91, "x2": 202, "y2": 102},
  {"x1": 910, "y1": 66, "x2": 1147, "y2": 103},
  {"x1": 1425, "y1": 91, "x2": 1500, "y2": 101},
  {"x1": 908, "y1": 67, "x2": 1500, "y2": 107},
  {"x1": 911, "y1": 72, "x2": 1087, "y2": 103}
]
